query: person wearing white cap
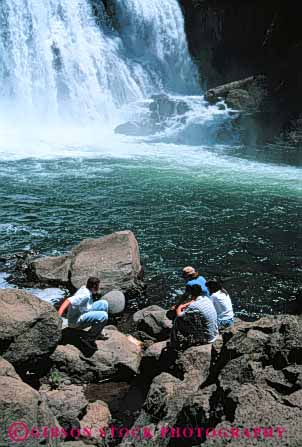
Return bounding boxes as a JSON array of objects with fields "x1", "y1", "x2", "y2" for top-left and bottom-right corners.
[{"x1": 182, "y1": 266, "x2": 209, "y2": 296}]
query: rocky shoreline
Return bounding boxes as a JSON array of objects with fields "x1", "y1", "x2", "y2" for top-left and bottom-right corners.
[{"x1": 1, "y1": 232, "x2": 302, "y2": 446}]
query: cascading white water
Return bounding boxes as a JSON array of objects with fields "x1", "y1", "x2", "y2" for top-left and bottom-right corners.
[{"x1": 0, "y1": 0, "x2": 198, "y2": 125}]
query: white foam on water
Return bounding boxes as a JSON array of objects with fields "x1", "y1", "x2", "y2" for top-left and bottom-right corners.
[
  {"x1": 0, "y1": 0, "x2": 300, "y2": 197},
  {"x1": 0, "y1": 271, "x2": 64, "y2": 306}
]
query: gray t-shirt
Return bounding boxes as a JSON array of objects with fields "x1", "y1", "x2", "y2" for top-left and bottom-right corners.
[{"x1": 180, "y1": 296, "x2": 218, "y2": 343}]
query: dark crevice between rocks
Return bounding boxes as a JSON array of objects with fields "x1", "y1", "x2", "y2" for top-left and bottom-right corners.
[
  {"x1": 289, "y1": 348, "x2": 302, "y2": 365},
  {"x1": 0, "y1": 337, "x2": 14, "y2": 357},
  {"x1": 168, "y1": 385, "x2": 232, "y2": 447},
  {"x1": 85, "y1": 375, "x2": 150, "y2": 429},
  {"x1": 265, "y1": 379, "x2": 298, "y2": 396}
]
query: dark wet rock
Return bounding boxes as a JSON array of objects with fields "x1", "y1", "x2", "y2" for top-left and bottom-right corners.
[
  {"x1": 0, "y1": 376, "x2": 58, "y2": 447},
  {"x1": 114, "y1": 95, "x2": 190, "y2": 139},
  {"x1": 181, "y1": 0, "x2": 302, "y2": 144},
  {"x1": 141, "y1": 341, "x2": 168, "y2": 378},
  {"x1": 115, "y1": 121, "x2": 156, "y2": 136},
  {"x1": 0, "y1": 289, "x2": 61, "y2": 370},
  {"x1": 0, "y1": 250, "x2": 40, "y2": 286},
  {"x1": 150, "y1": 94, "x2": 190, "y2": 122},
  {"x1": 205, "y1": 75, "x2": 268, "y2": 112},
  {"x1": 28, "y1": 231, "x2": 144, "y2": 297},
  {"x1": 133, "y1": 305, "x2": 172, "y2": 341},
  {"x1": 48, "y1": 327, "x2": 142, "y2": 384}
]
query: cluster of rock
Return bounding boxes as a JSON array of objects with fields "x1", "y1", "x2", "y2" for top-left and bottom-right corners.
[
  {"x1": 205, "y1": 75, "x2": 268, "y2": 113},
  {"x1": 179, "y1": 0, "x2": 302, "y2": 143},
  {"x1": 114, "y1": 94, "x2": 190, "y2": 137},
  {"x1": 2, "y1": 231, "x2": 144, "y2": 303},
  {"x1": 0, "y1": 232, "x2": 301, "y2": 447}
]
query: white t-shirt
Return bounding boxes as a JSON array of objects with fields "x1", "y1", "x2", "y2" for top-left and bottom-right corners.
[
  {"x1": 210, "y1": 290, "x2": 234, "y2": 322},
  {"x1": 67, "y1": 286, "x2": 93, "y2": 327}
]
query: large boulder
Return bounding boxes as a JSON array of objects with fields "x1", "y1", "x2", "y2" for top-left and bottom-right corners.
[
  {"x1": 80, "y1": 401, "x2": 111, "y2": 441},
  {"x1": 0, "y1": 289, "x2": 61, "y2": 369},
  {"x1": 0, "y1": 375, "x2": 58, "y2": 447},
  {"x1": 221, "y1": 315, "x2": 302, "y2": 367},
  {"x1": 49, "y1": 327, "x2": 142, "y2": 384},
  {"x1": 41, "y1": 385, "x2": 88, "y2": 430},
  {"x1": 133, "y1": 306, "x2": 172, "y2": 340},
  {"x1": 29, "y1": 231, "x2": 144, "y2": 296},
  {"x1": 123, "y1": 315, "x2": 302, "y2": 447},
  {"x1": 176, "y1": 344, "x2": 212, "y2": 383},
  {"x1": 0, "y1": 357, "x2": 21, "y2": 380},
  {"x1": 205, "y1": 75, "x2": 268, "y2": 112},
  {"x1": 120, "y1": 344, "x2": 213, "y2": 447},
  {"x1": 203, "y1": 315, "x2": 302, "y2": 446},
  {"x1": 204, "y1": 384, "x2": 302, "y2": 446}
]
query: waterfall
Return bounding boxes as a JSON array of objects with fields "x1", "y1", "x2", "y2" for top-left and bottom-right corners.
[{"x1": 0, "y1": 0, "x2": 198, "y2": 125}]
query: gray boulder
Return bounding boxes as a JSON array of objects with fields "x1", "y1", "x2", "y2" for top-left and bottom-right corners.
[
  {"x1": 0, "y1": 376, "x2": 57, "y2": 447},
  {"x1": 0, "y1": 289, "x2": 61, "y2": 368},
  {"x1": 29, "y1": 231, "x2": 144, "y2": 296},
  {"x1": 176, "y1": 344, "x2": 212, "y2": 383},
  {"x1": 133, "y1": 305, "x2": 172, "y2": 340},
  {"x1": 204, "y1": 384, "x2": 302, "y2": 446},
  {"x1": 120, "y1": 344, "x2": 213, "y2": 447},
  {"x1": 150, "y1": 94, "x2": 190, "y2": 122},
  {"x1": 102, "y1": 290, "x2": 126, "y2": 315},
  {"x1": 80, "y1": 400, "x2": 111, "y2": 441},
  {"x1": 115, "y1": 121, "x2": 156, "y2": 136},
  {"x1": 0, "y1": 357, "x2": 21, "y2": 380},
  {"x1": 49, "y1": 327, "x2": 142, "y2": 384},
  {"x1": 41, "y1": 384, "x2": 88, "y2": 430}
]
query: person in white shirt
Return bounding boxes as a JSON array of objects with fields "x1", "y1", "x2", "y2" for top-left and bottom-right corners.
[
  {"x1": 206, "y1": 279, "x2": 234, "y2": 330},
  {"x1": 58, "y1": 277, "x2": 108, "y2": 348}
]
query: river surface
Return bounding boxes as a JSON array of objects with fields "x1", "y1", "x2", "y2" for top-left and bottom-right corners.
[{"x1": 0, "y1": 130, "x2": 301, "y2": 317}]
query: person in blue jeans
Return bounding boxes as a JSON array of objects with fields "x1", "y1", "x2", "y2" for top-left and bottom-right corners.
[{"x1": 58, "y1": 276, "x2": 108, "y2": 350}]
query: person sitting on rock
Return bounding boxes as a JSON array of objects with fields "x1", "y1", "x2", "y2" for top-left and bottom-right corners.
[
  {"x1": 182, "y1": 266, "x2": 209, "y2": 297},
  {"x1": 58, "y1": 276, "x2": 108, "y2": 350},
  {"x1": 206, "y1": 279, "x2": 234, "y2": 330},
  {"x1": 170, "y1": 284, "x2": 218, "y2": 351},
  {"x1": 167, "y1": 267, "x2": 209, "y2": 321}
]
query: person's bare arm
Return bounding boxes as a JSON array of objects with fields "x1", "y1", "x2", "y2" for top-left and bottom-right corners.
[
  {"x1": 58, "y1": 299, "x2": 71, "y2": 317},
  {"x1": 176, "y1": 301, "x2": 192, "y2": 317}
]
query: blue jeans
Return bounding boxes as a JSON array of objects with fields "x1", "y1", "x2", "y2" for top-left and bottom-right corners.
[
  {"x1": 218, "y1": 318, "x2": 234, "y2": 330},
  {"x1": 75, "y1": 300, "x2": 108, "y2": 338}
]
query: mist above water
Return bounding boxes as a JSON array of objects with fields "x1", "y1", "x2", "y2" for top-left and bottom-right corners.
[{"x1": 0, "y1": 0, "x2": 198, "y2": 126}]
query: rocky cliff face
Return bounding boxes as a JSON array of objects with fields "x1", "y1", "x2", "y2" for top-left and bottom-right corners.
[{"x1": 180, "y1": 0, "x2": 302, "y2": 138}]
